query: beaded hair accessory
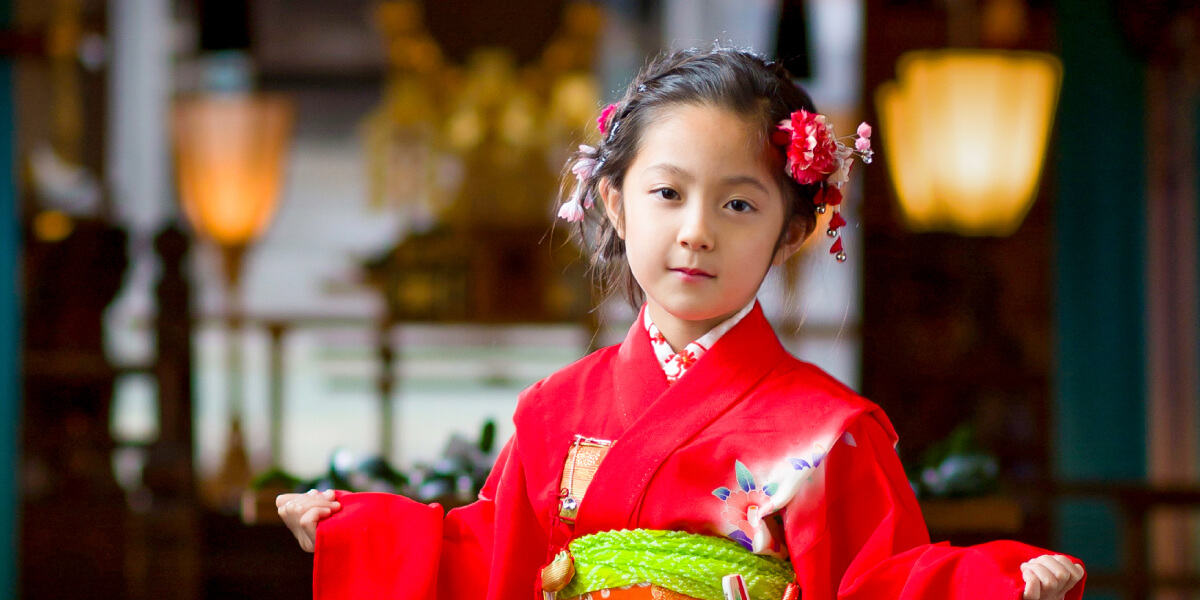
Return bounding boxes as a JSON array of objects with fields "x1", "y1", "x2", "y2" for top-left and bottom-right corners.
[{"x1": 773, "y1": 110, "x2": 873, "y2": 261}]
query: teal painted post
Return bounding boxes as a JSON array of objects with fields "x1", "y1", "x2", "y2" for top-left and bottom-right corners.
[
  {"x1": 1054, "y1": 0, "x2": 1146, "y2": 597},
  {"x1": 0, "y1": 0, "x2": 18, "y2": 597}
]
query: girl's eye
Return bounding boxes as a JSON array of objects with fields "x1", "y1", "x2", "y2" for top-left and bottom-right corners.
[
  {"x1": 726, "y1": 199, "x2": 754, "y2": 213},
  {"x1": 652, "y1": 188, "x2": 680, "y2": 201}
]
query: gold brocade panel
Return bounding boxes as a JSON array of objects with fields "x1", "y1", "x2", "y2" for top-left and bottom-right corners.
[{"x1": 557, "y1": 436, "x2": 612, "y2": 523}]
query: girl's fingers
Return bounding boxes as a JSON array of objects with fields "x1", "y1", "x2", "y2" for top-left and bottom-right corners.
[
  {"x1": 274, "y1": 491, "x2": 342, "y2": 552},
  {"x1": 1022, "y1": 556, "x2": 1084, "y2": 599},
  {"x1": 290, "y1": 510, "x2": 313, "y2": 550},
  {"x1": 279, "y1": 495, "x2": 340, "y2": 517},
  {"x1": 1026, "y1": 562, "x2": 1058, "y2": 593},
  {"x1": 276, "y1": 493, "x2": 301, "y2": 508},
  {"x1": 288, "y1": 498, "x2": 308, "y2": 517},
  {"x1": 1051, "y1": 555, "x2": 1085, "y2": 586},
  {"x1": 300, "y1": 506, "x2": 331, "y2": 528},
  {"x1": 1038, "y1": 557, "x2": 1071, "y2": 590},
  {"x1": 294, "y1": 522, "x2": 313, "y2": 552},
  {"x1": 1041, "y1": 555, "x2": 1083, "y2": 592},
  {"x1": 1021, "y1": 566, "x2": 1042, "y2": 599},
  {"x1": 297, "y1": 506, "x2": 330, "y2": 552},
  {"x1": 1048, "y1": 555, "x2": 1074, "y2": 570}
]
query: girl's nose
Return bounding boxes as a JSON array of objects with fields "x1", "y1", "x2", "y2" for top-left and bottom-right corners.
[{"x1": 677, "y1": 204, "x2": 714, "y2": 251}]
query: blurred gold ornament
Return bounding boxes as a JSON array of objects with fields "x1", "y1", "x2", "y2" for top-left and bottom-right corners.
[
  {"x1": 33, "y1": 210, "x2": 73, "y2": 242},
  {"x1": 364, "y1": 0, "x2": 606, "y2": 221}
]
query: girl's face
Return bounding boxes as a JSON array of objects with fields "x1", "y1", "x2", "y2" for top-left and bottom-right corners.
[{"x1": 601, "y1": 104, "x2": 807, "y2": 341}]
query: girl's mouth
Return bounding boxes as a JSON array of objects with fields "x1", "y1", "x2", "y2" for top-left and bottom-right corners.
[{"x1": 672, "y1": 267, "x2": 714, "y2": 279}]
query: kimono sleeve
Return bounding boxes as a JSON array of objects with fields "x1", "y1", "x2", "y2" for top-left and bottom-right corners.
[
  {"x1": 312, "y1": 437, "x2": 522, "y2": 600},
  {"x1": 787, "y1": 412, "x2": 1085, "y2": 600}
]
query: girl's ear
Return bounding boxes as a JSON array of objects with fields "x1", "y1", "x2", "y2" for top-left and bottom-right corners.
[
  {"x1": 772, "y1": 218, "x2": 811, "y2": 266},
  {"x1": 599, "y1": 178, "x2": 625, "y2": 239}
]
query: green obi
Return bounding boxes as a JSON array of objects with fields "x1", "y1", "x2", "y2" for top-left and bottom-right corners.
[{"x1": 560, "y1": 529, "x2": 794, "y2": 600}]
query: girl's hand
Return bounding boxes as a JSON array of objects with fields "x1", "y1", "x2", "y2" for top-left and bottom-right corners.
[
  {"x1": 276, "y1": 489, "x2": 342, "y2": 552},
  {"x1": 1021, "y1": 554, "x2": 1085, "y2": 600}
]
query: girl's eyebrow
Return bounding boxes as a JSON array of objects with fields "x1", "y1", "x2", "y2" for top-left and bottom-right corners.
[
  {"x1": 644, "y1": 163, "x2": 692, "y2": 180},
  {"x1": 721, "y1": 175, "x2": 770, "y2": 195},
  {"x1": 643, "y1": 163, "x2": 770, "y2": 194}
]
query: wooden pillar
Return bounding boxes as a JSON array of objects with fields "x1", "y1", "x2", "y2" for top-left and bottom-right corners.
[
  {"x1": 377, "y1": 315, "x2": 397, "y2": 460},
  {"x1": 1054, "y1": 0, "x2": 1148, "y2": 592},
  {"x1": 266, "y1": 320, "x2": 287, "y2": 467},
  {"x1": 129, "y1": 225, "x2": 200, "y2": 600},
  {"x1": 1142, "y1": 8, "x2": 1200, "y2": 599}
]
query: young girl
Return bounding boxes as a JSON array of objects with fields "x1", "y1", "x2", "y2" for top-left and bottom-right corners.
[{"x1": 277, "y1": 46, "x2": 1085, "y2": 600}]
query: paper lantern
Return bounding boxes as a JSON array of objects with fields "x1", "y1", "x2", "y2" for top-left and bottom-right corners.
[
  {"x1": 876, "y1": 50, "x2": 1062, "y2": 236},
  {"x1": 173, "y1": 94, "x2": 295, "y2": 248}
]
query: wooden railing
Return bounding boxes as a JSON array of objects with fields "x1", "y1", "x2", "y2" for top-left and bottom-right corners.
[{"x1": 1053, "y1": 482, "x2": 1200, "y2": 600}]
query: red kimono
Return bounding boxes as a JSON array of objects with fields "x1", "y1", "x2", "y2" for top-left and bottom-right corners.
[{"x1": 313, "y1": 304, "x2": 1084, "y2": 600}]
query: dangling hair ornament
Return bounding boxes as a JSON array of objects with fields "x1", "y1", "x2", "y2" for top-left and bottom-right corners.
[
  {"x1": 773, "y1": 111, "x2": 872, "y2": 262},
  {"x1": 557, "y1": 144, "x2": 599, "y2": 222},
  {"x1": 558, "y1": 103, "x2": 620, "y2": 223}
]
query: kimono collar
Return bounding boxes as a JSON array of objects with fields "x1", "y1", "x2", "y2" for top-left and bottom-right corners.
[
  {"x1": 644, "y1": 300, "x2": 756, "y2": 384},
  {"x1": 579, "y1": 300, "x2": 790, "y2": 533}
]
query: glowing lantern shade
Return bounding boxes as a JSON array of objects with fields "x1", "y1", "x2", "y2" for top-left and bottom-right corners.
[
  {"x1": 876, "y1": 50, "x2": 1062, "y2": 236},
  {"x1": 173, "y1": 95, "x2": 295, "y2": 249}
]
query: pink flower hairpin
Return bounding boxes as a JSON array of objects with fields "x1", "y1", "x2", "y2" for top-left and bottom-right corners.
[
  {"x1": 556, "y1": 144, "x2": 599, "y2": 223},
  {"x1": 558, "y1": 102, "x2": 620, "y2": 223}
]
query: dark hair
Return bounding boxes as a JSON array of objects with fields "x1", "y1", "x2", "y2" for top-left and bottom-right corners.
[{"x1": 562, "y1": 44, "x2": 821, "y2": 308}]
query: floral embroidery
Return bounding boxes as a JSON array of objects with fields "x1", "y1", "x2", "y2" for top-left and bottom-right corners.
[
  {"x1": 786, "y1": 443, "x2": 826, "y2": 471},
  {"x1": 667, "y1": 349, "x2": 698, "y2": 372},
  {"x1": 712, "y1": 432, "x2": 860, "y2": 556},
  {"x1": 646, "y1": 322, "x2": 709, "y2": 384},
  {"x1": 649, "y1": 328, "x2": 667, "y2": 345},
  {"x1": 712, "y1": 461, "x2": 780, "y2": 552}
]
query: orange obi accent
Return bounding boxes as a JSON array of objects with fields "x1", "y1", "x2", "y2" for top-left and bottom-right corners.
[
  {"x1": 557, "y1": 436, "x2": 613, "y2": 523},
  {"x1": 563, "y1": 583, "x2": 699, "y2": 600}
]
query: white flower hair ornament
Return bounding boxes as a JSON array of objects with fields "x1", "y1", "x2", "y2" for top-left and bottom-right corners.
[{"x1": 772, "y1": 110, "x2": 873, "y2": 262}]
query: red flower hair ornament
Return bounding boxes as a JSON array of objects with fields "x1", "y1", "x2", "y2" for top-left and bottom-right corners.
[
  {"x1": 597, "y1": 102, "x2": 619, "y2": 136},
  {"x1": 773, "y1": 110, "x2": 873, "y2": 262}
]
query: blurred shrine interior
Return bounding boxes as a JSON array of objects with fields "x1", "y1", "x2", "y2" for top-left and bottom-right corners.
[{"x1": 1, "y1": 0, "x2": 1198, "y2": 599}]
